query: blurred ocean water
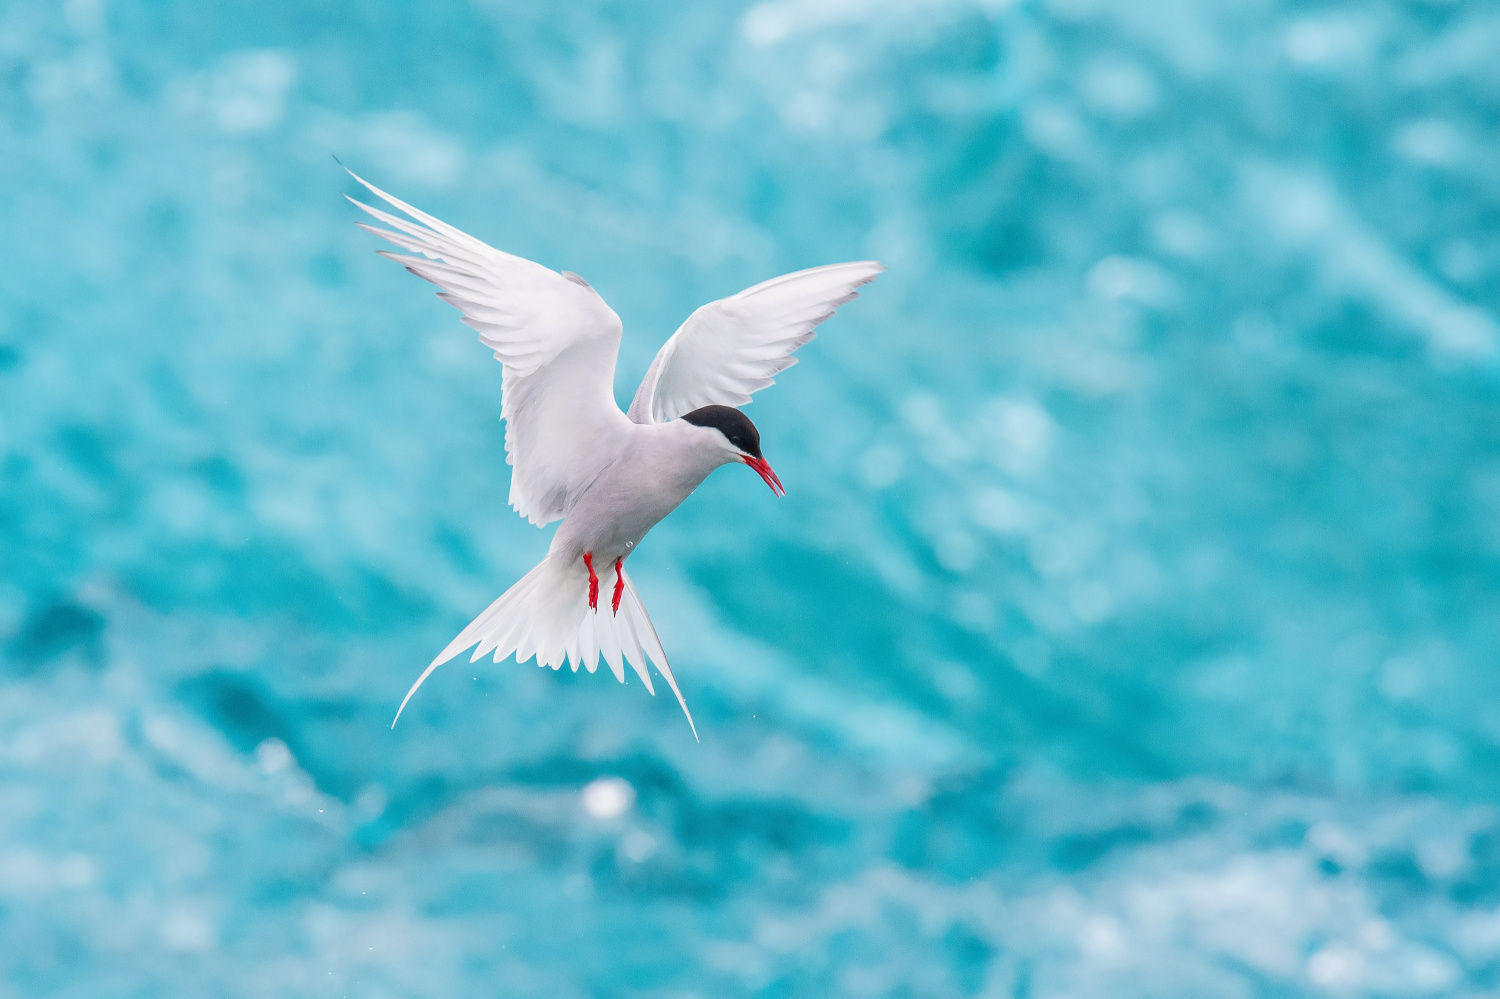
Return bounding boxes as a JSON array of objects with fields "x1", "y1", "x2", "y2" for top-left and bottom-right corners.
[{"x1": 4, "y1": 0, "x2": 1500, "y2": 995}]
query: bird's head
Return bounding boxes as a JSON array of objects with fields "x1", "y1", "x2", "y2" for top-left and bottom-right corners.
[{"x1": 680, "y1": 405, "x2": 784, "y2": 496}]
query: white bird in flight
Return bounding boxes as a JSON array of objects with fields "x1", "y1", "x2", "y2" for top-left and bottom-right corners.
[{"x1": 348, "y1": 172, "x2": 883, "y2": 739}]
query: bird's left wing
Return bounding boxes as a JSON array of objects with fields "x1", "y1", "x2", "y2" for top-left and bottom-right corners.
[
  {"x1": 626, "y1": 261, "x2": 884, "y2": 425},
  {"x1": 348, "y1": 171, "x2": 630, "y2": 526}
]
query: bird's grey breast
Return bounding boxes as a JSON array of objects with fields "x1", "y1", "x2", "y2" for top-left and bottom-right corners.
[{"x1": 551, "y1": 422, "x2": 724, "y2": 561}]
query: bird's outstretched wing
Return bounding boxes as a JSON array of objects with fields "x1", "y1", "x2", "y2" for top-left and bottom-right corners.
[
  {"x1": 626, "y1": 261, "x2": 884, "y2": 425},
  {"x1": 349, "y1": 171, "x2": 631, "y2": 526}
]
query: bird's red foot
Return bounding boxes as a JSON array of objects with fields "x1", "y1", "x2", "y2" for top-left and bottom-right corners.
[
  {"x1": 612, "y1": 558, "x2": 624, "y2": 615},
  {"x1": 583, "y1": 552, "x2": 599, "y2": 612}
]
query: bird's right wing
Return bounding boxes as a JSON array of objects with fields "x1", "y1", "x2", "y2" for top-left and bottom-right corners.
[
  {"x1": 626, "y1": 261, "x2": 884, "y2": 425},
  {"x1": 348, "y1": 171, "x2": 631, "y2": 526}
]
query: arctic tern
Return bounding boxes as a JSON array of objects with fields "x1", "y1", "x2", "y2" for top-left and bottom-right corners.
[{"x1": 348, "y1": 172, "x2": 883, "y2": 738}]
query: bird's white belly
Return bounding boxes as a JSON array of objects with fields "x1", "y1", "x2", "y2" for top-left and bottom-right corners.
[{"x1": 547, "y1": 426, "x2": 722, "y2": 567}]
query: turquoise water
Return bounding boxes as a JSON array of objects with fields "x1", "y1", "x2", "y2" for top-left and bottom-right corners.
[{"x1": 4, "y1": 1, "x2": 1500, "y2": 995}]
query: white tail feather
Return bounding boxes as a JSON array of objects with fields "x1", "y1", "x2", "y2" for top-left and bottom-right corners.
[{"x1": 392, "y1": 557, "x2": 697, "y2": 740}]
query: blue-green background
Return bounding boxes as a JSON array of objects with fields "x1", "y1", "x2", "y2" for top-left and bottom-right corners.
[{"x1": 4, "y1": 1, "x2": 1500, "y2": 996}]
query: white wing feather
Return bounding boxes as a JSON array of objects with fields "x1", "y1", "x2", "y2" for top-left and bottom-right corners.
[
  {"x1": 627, "y1": 261, "x2": 884, "y2": 424},
  {"x1": 348, "y1": 171, "x2": 630, "y2": 526}
]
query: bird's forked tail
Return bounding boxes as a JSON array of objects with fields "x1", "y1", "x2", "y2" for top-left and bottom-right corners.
[{"x1": 392, "y1": 555, "x2": 697, "y2": 740}]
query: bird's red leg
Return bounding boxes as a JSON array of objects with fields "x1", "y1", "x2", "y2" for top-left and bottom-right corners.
[
  {"x1": 583, "y1": 552, "x2": 599, "y2": 612},
  {"x1": 611, "y1": 558, "x2": 624, "y2": 615}
]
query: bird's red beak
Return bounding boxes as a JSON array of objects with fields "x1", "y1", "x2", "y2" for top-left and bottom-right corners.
[{"x1": 742, "y1": 455, "x2": 784, "y2": 496}]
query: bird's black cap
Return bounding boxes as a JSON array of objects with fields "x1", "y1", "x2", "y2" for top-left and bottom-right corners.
[{"x1": 681, "y1": 405, "x2": 762, "y2": 459}]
